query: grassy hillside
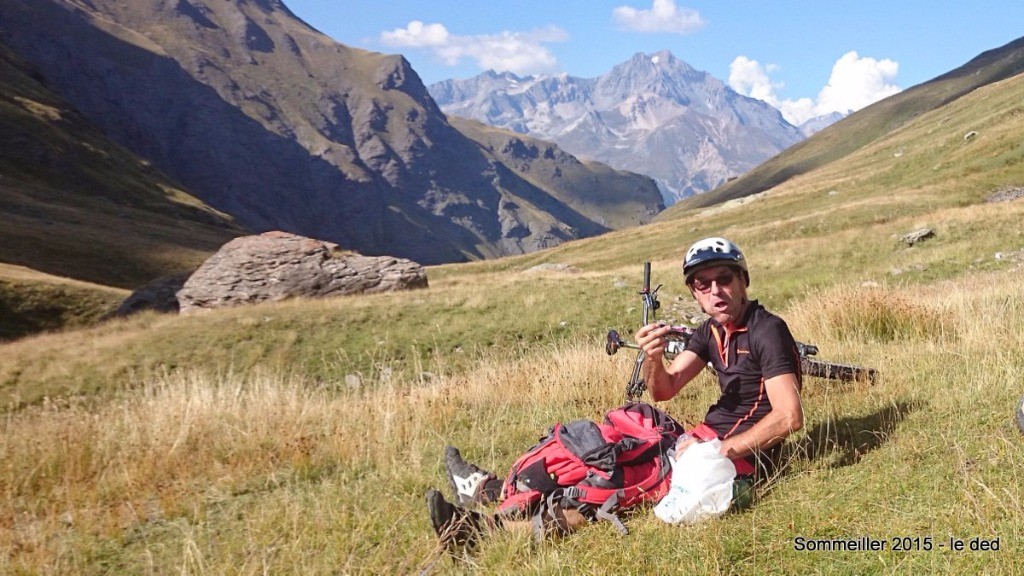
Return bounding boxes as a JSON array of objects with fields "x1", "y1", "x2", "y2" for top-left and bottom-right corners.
[
  {"x1": 0, "y1": 42, "x2": 243, "y2": 290},
  {"x1": 2, "y1": 42, "x2": 1024, "y2": 575},
  {"x1": 0, "y1": 263, "x2": 129, "y2": 342},
  {"x1": 663, "y1": 35, "x2": 1024, "y2": 214},
  {"x1": 0, "y1": 41, "x2": 243, "y2": 339},
  {"x1": 2, "y1": 271, "x2": 1022, "y2": 573}
]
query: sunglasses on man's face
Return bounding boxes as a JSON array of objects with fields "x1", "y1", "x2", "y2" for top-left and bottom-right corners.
[{"x1": 690, "y1": 270, "x2": 736, "y2": 293}]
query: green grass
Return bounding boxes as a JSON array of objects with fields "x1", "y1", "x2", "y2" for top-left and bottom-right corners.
[
  {"x1": 0, "y1": 265, "x2": 129, "y2": 342},
  {"x1": 0, "y1": 269, "x2": 647, "y2": 408},
  {"x1": 2, "y1": 271, "x2": 1023, "y2": 574},
  {"x1": 0, "y1": 279, "x2": 124, "y2": 342}
]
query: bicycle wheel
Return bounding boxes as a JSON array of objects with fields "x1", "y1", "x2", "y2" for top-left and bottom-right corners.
[{"x1": 801, "y1": 358, "x2": 876, "y2": 383}]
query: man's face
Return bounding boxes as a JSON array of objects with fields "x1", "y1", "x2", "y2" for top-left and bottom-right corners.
[{"x1": 688, "y1": 265, "x2": 748, "y2": 327}]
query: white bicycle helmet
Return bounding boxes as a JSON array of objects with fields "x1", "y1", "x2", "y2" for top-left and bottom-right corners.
[{"x1": 683, "y1": 237, "x2": 748, "y2": 285}]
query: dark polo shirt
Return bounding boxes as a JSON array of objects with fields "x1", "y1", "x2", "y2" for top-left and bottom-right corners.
[{"x1": 685, "y1": 300, "x2": 802, "y2": 439}]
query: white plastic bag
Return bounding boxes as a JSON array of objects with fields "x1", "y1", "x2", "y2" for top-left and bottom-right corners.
[{"x1": 653, "y1": 438, "x2": 736, "y2": 524}]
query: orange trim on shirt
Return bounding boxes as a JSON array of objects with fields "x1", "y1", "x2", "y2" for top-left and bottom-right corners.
[
  {"x1": 723, "y1": 377, "x2": 766, "y2": 439},
  {"x1": 711, "y1": 325, "x2": 727, "y2": 367}
]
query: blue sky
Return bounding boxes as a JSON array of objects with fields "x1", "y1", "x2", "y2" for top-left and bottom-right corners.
[{"x1": 283, "y1": 0, "x2": 1023, "y2": 125}]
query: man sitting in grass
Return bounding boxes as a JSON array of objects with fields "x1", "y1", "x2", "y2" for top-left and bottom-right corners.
[{"x1": 426, "y1": 237, "x2": 804, "y2": 548}]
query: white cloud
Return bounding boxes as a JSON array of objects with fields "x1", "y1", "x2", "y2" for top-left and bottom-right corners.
[
  {"x1": 612, "y1": 0, "x2": 706, "y2": 34},
  {"x1": 728, "y1": 52, "x2": 901, "y2": 126},
  {"x1": 380, "y1": 22, "x2": 566, "y2": 76},
  {"x1": 728, "y1": 56, "x2": 781, "y2": 103},
  {"x1": 817, "y1": 51, "x2": 901, "y2": 115},
  {"x1": 379, "y1": 21, "x2": 450, "y2": 48}
]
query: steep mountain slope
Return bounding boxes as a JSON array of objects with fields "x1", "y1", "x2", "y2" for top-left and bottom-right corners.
[
  {"x1": 0, "y1": 0, "x2": 662, "y2": 265},
  {"x1": 662, "y1": 35, "x2": 1024, "y2": 216},
  {"x1": 429, "y1": 51, "x2": 805, "y2": 204},
  {"x1": 449, "y1": 116, "x2": 663, "y2": 235},
  {"x1": 0, "y1": 41, "x2": 242, "y2": 289}
]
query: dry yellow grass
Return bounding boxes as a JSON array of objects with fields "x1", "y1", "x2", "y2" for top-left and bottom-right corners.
[{"x1": 2, "y1": 267, "x2": 1022, "y2": 573}]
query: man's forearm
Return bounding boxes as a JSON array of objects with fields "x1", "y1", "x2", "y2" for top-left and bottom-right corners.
[
  {"x1": 643, "y1": 358, "x2": 673, "y2": 401},
  {"x1": 645, "y1": 351, "x2": 705, "y2": 401},
  {"x1": 719, "y1": 410, "x2": 800, "y2": 460},
  {"x1": 721, "y1": 373, "x2": 803, "y2": 459}
]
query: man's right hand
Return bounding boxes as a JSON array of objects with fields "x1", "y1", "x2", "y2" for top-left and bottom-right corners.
[
  {"x1": 636, "y1": 322, "x2": 672, "y2": 362},
  {"x1": 636, "y1": 324, "x2": 706, "y2": 402}
]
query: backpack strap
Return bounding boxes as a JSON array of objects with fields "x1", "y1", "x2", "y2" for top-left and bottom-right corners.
[
  {"x1": 594, "y1": 491, "x2": 628, "y2": 534},
  {"x1": 529, "y1": 490, "x2": 573, "y2": 543}
]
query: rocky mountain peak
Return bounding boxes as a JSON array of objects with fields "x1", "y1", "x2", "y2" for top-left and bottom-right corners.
[
  {"x1": 617, "y1": 49, "x2": 694, "y2": 77},
  {"x1": 373, "y1": 53, "x2": 435, "y2": 105},
  {"x1": 429, "y1": 51, "x2": 804, "y2": 203},
  {"x1": 596, "y1": 50, "x2": 715, "y2": 106}
]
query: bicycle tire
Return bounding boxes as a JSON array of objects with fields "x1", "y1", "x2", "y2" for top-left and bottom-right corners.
[
  {"x1": 802, "y1": 358, "x2": 876, "y2": 383},
  {"x1": 1016, "y1": 394, "x2": 1024, "y2": 435}
]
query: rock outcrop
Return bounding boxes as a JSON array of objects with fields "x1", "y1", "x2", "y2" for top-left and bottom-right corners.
[{"x1": 176, "y1": 232, "x2": 427, "y2": 314}]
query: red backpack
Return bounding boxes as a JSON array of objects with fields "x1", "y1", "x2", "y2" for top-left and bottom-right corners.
[{"x1": 496, "y1": 402, "x2": 684, "y2": 535}]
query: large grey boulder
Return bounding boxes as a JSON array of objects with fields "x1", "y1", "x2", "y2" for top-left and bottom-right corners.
[{"x1": 176, "y1": 232, "x2": 427, "y2": 314}]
